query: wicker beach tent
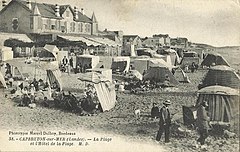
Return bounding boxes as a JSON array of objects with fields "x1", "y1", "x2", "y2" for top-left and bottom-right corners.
[
  {"x1": 196, "y1": 85, "x2": 239, "y2": 130},
  {"x1": 201, "y1": 53, "x2": 230, "y2": 67},
  {"x1": 199, "y1": 65, "x2": 240, "y2": 89}
]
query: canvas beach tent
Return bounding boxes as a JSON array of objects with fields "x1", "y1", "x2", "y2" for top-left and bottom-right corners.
[
  {"x1": 86, "y1": 68, "x2": 112, "y2": 82},
  {"x1": 163, "y1": 48, "x2": 181, "y2": 66},
  {"x1": 0, "y1": 71, "x2": 7, "y2": 88},
  {"x1": 201, "y1": 53, "x2": 230, "y2": 67},
  {"x1": 38, "y1": 61, "x2": 62, "y2": 91},
  {"x1": 78, "y1": 72, "x2": 116, "y2": 111},
  {"x1": 196, "y1": 85, "x2": 239, "y2": 130},
  {"x1": 199, "y1": 65, "x2": 240, "y2": 89},
  {"x1": 76, "y1": 55, "x2": 100, "y2": 69},
  {"x1": 126, "y1": 70, "x2": 143, "y2": 81},
  {"x1": 5, "y1": 60, "x2": 25, "y2": 79},
  {"x1": 180, "y1": 51, "x2": 200, "y2": 68},
  {"x1": 133, "y1": 58, "x2": 174, "y2": 75},
  {"x1": 174, "y1": 68, "x2": 191, "y2": 83},
  {"x1": 40, "y1": 45, "x2": 68, "y2": 63},
  {"x1": 111, "y1": 56, "x2": 130, "y2": 73},
  {"x1": 143, "y1": 64, "x2": 179, "y2": 86}
]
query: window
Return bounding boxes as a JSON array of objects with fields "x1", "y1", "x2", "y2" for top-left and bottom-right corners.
[
  {"x1": 78, "y1": 23, "x2": 81, "y2": 32},
  {"x1": 80, "y1": 23, "x2": 83, "y2": 32},
  {"x1": 70, "y1": 22, "x2": 75, "y2": 32},
  {"x1": 44, "y1": 24, "x2": 48, "y2": 29},
  {"x1": 85, "y1": 24, "x2": 90, "y2": 33},
  {"x1": 85, "y1": 24, "x2": 88, "y2": 33},
  {"x1": 61, "y1": 26, "x2": 65, "y2": 33},
  {"x1": 38, "y1": 18, "x2": 42, "y2": 29},
  {"x1": 47, "y1": 19, "x2": 51, "y2": 29},
  {"x1": 66, "y1": 11, "x2": 70, "y2": 17},
  {"x1": 30, "y1": 17, "x2": 33, "y2": 29},
  {"x1": 12, "y1": 18, "x2": 19, "y2": 31},
  {"x1": 51, "y1": 25, "x2": 56, "y2": 30}
]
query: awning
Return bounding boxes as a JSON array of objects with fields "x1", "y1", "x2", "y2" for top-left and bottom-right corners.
[
  {"x1": 0, "y1": 32, "x2": 32, "y2": 46},
  {"x1": 198, "y1": 85, "x2": 239, "y2": 96},
  {"x1": 85, "y1": 37, "x2": 121, "y2": 47},
  {"x1": 57, "y1": 35, "x2": 102, "y2": 47}
]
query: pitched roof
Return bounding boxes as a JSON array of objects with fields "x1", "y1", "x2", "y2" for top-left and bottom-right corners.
[
  {"x1": 91, "y1": 12, "x2": 97, "y2": 22},
  {"x1": 75, "y1": 11, "x2": 92, "y2": 23},
  {"x1": 123, "y1": 35, "x2": 139, "y2": 40},
  {"x1": 7, "y1": 0, "x2": 92, "y2": 22},
  {"x1": 153, "y1": 34, "x2": 169, "y2": 38}
]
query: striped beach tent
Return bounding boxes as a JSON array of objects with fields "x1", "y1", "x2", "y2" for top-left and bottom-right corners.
[
  {"x1": 38, "y1": 61, "x2": 62, "y2": 91},
  {"x1": 0, "y1": 71, "x2": 7, "y2": 88},
  {"x1": 78, "y1": 72, "x2": 116, "y2": 112},
  {"x1": 196, "y1": 85, "x2": 239, "y2": 129}
]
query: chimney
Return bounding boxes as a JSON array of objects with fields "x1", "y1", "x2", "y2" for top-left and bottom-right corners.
[
  {"x1": 55, "y1": 4, "x2": 60, "y2": 17},
  {"x1": 81, "y1": 8, "x2": 85, "y2": 15},
  {"x1": 26, "y1": 0, "x2": 32, "y2": 10},
  {"x1": 74, "y1": 6, "x2": 78, "y2": 20},
  {"x1": 2, "y1": 0, "x2": 6, "y2": 8}
]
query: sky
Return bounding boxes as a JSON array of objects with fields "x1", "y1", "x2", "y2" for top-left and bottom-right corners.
[{"x1": 19, "y1": 0, "x2": 240, "y2": 46}]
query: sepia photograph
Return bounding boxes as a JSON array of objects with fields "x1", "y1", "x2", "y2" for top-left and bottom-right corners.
[{"x1": 0, "y1": 0, "x2": 239, "y2": 151}]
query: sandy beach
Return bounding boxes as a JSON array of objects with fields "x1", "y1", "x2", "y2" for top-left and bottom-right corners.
[{"x1": 0, "y1": 47, "x2": 239, "y2": 152}]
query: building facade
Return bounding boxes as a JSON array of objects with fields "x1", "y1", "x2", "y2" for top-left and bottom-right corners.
[
  {"x1": 0, "y1": 0, "x2": 98, "y2": 35},
  {"x1": 142, "y1": 34, "x2": 170, "y2": 48},
  {"x1": 170, "y1": 37, "x2": 188, "y2": 48},
  {"x1": 122, "y1": 35, "x2": 142, "y2": 56}
]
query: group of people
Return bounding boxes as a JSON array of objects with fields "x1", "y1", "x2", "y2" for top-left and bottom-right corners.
[
  {"x1": 153, "y1": 100, "x2": 210, "y2": 148},
  {"x1": 116, "y1": 76, "x2": 174, "y2": 93},
  {"x1": 60, "y1": 56, "x2": 94, "y2": 74},
  {"x1": 184, "y1": 62, "x2": 199, "y2": 73},
  {"x1": 49, "y1": 84, "x2": 102, "y2": 115},
  {"x1": 75, "y1": 63, "x2": 92, "y2": 74},
  {"x1": 60, "y1": 56, "x2": 74, "y2": 73}
]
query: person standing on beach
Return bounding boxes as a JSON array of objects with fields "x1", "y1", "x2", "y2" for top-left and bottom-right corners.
[
  {"x1": 196, "y1": 101, "x2": 210, "y2": 148},
  {"x1": 156, "y1": 100, "x2": 171, "y2": 143},
  {"x1": 69, "y1": 57, "x2": 74, "y2": 69},
  {"x1": 62, "y1": 56, "x2": 68, "y2": 66}
]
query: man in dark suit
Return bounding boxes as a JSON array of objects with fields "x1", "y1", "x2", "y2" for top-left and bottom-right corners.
[
  {"x1": 196, "y1": 101, "x2": 210, "y2": 147},
  {"x1": 156, "y1": 100, "x2": 171, "y2": 143}
]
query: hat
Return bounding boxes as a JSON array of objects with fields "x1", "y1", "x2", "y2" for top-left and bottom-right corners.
[
  {"x1": 202, "y1": 101, "x2": 208, "y2": 107},
  {"x1": 163, "y1": 100, "x2": 171, "y2": 105}
]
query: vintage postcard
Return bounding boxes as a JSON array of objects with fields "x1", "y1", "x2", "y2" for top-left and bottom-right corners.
[{"x1": 0, "y1": 0, "x2": 239, "y2": 152}]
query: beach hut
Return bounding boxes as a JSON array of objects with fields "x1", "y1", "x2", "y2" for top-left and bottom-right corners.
[
  {"x1": 143, "y1": 64, "x2": 179, "y2": 86},
  {"x1": 199, "y1": 65, "x2": 240, "y2": 89},
  {"x1": 78, "y1": 72, "x2": 116, "y2": 111},
  {"x1": 201, "y1": 53, "x2": 230, "y2": 67},
  {"x1": 76, "y1": 55, "x2": 100, "y2": 69},
  {"x1": 0, "y1": 47, "x2": 13, "y2": 61},
  {"x1": 133, "y1": 58, "x2": 174, "y2": 75},
  {"x1": 196, "y1": 85, "x2": 239, "y2": 130},
  {"x1": 180, "y1": 51, "x2": 200, "y2": 68},
  {"x1": 41, "y1": 45, "x2": 68, "y2": 63},
  {"x1": 111, "y1": 56, "x2": 130, "y2": 73}
]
